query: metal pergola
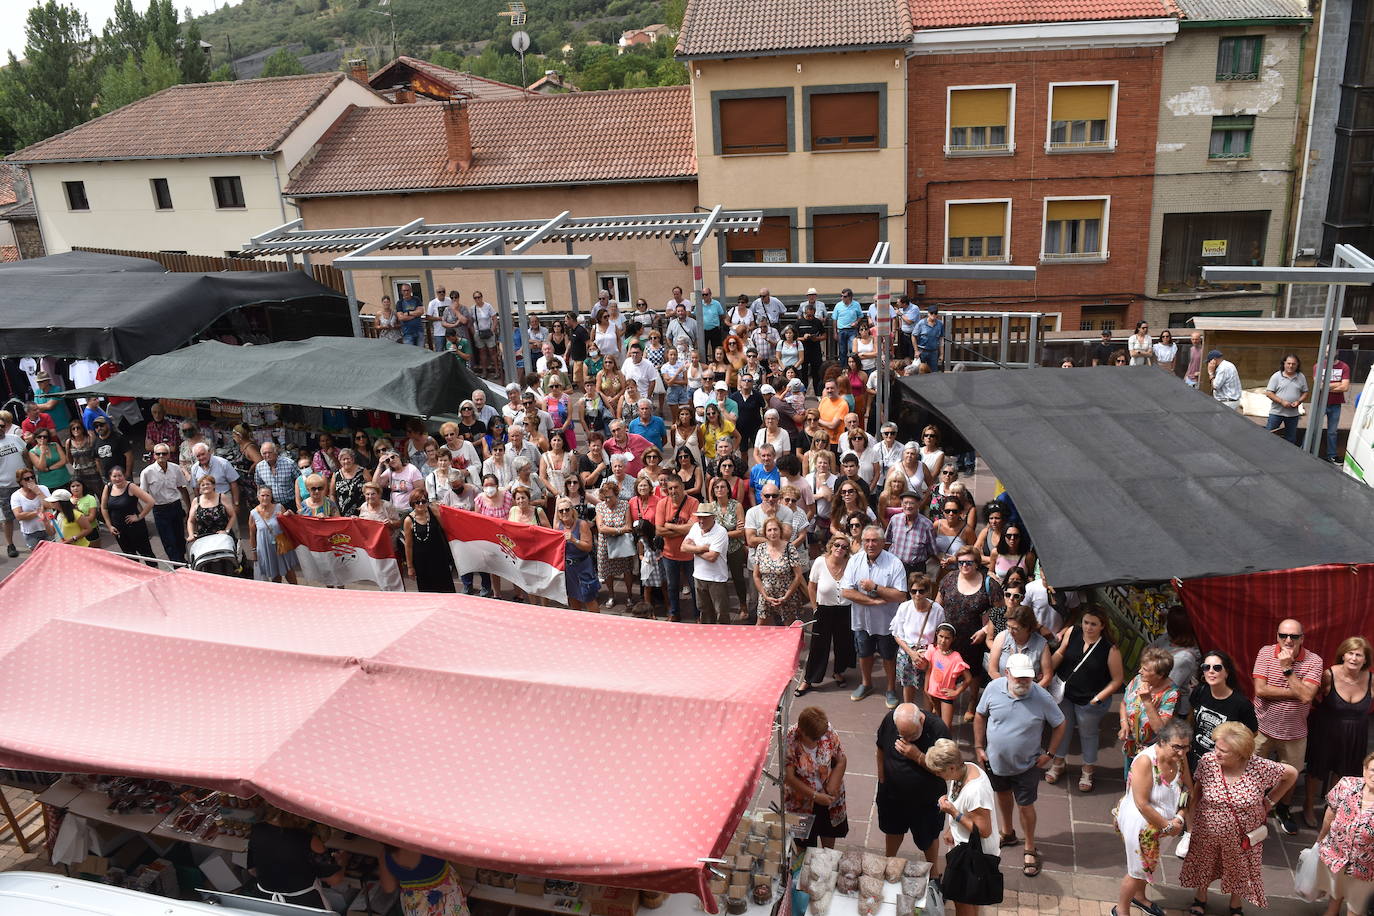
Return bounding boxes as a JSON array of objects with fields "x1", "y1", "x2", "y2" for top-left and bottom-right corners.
[
  {"x1": 1203, "y1": 243, "x2": 1374, "y2": 455},
  {"x1": 722, "y1": 245, "x2": 1038, "y2": 423},
  {"x1": 242, "y1": 209, "x2": 763, "y2": 379}
]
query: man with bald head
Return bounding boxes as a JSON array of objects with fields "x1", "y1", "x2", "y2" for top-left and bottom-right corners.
[
  {"x1": 1252, "y1": 617, "x2": 1323, "y2": 835},
  {"x1": 875, "y1": 702, "x2": 951, "y2": 863}
]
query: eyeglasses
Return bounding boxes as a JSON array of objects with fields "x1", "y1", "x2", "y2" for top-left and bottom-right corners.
[
  {"x1": 1167, "y1": 742, "x2": 1190, "y2": 752},
  {"x1": 1005, "y1": 592, "x2": 1024, "y2": 600},
  {"x1": 941, "y1": 470, "x2": 956, "y2": 476},
  {"x1": 1006, "y1": 532, "x2": 1022, "y2": 538},
  {"x1": 957, "y1": 559, "x2": 976, "y2": 567},
  {"x1": 309, "y1": 486, "x2": 324, "y2": 492},
  {"x1": 18, "y1": 475, "x2": 34, "y2": 482},
  {"x1": 411, "y1": 500, "x2": 429, "y2": 506},
  {"x1": 1201, "y1": 663, "x2": 1225, "y2": 672},
  {"x1": 763, "y1": 494, "x2": 779, "y2": 500},
  {"x1": 943, "y1": 508, "x2": 960, "y2": 515},
  {"x1": 1278, "y1": 632, "x2": 1303, "y2": 641},
  {"x1": 882, "y1": 430, "x2": 896, "y2": 436},
  {"x1": 153, "y1": 450, "x2": 170, "y2": 456}
]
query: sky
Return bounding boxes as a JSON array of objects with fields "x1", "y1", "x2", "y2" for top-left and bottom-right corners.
[{"x1": 2, "y1": 0, "x2": 224, "y2": 62}]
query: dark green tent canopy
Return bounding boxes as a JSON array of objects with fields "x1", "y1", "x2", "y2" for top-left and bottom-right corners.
[{"x1": 70, "y1": 337, "x2": 502, "y2": 417}]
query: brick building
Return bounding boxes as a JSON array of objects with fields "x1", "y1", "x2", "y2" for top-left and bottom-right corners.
[{"x1": 906, "y1": 5, "x2": 1179, "y2": 332}]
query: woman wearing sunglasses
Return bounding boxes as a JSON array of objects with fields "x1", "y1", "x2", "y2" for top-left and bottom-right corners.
[
  {"x1": 938, "y1": 547, "x2": 1002, "y2": 721},
  {"x1": 403, "y1": 492, "x2": 456, "y2": 593},
  {"x1": 1187, "y1": 650, "x2": 1256, "y2": 770}
]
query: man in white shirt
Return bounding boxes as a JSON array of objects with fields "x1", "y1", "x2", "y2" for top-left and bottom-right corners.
[
  {"x1": 425, "y1": 285, "x2": 450, "y2": 348},
  {"x1": 663, "y1": 285, "x2": 693, "y2": 315},
  {"x1": 471, "y1": 389, "x2": 498, "y2": 425},
  {"x1": 9, "y1": 473, "x2": 52, "y2": 551},
  {"x1": 188, "y1": 442, "x2": 241, "y2": 504},
  {"x1": 751, "y1": 288, "x2": 785, "y2": 326},
  {"x1": 139, "y1": 443, "x2": 191, "y2": 564},
  {"x1": 803, "y1": 288, "x2": 828, "y2": 321},
  {"x1": 665, "y1": 303, "x2": 697, "y2": 348},
  {"x1": 0, "y1": 411, "x2": 28, "y2": 556},
  {"x1": 682, "y1": 506, "x2": 731, "y2": 624},
  {"x1": 622, "y1": 343, "x2": 660, "y2": 402},
  {"x1": 1207, "y1": 348, "x2": 1243, "y2": 409},
  {"x1": 841, "y1": 525, "x2": 909, "y2": 708},
  {"x1": 839, "y1": 413, "x2": 878, "y2": 454}
]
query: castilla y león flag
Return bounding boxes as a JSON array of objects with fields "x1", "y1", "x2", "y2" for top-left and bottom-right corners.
[
  {"x1": 276, "y1": 515, "x2": 404, "y2": 591},
  {"x1": 437, "y1": 506, "x2": 567, "y2": 603}
]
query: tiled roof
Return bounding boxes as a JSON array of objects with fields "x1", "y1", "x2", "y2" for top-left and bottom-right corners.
[
  {"x1": 908, "y1": 0, "x2": 1177, "y2": 27},
  {"x1": 0, "y1": 164, "x2": 18, "y2": 206},
  {"x1": 371, "y1": 57, "x2": 533, "y2": 101},
  {"x1": 1175, "y1": 0, "x2": 1307, "y2": 19},
  {"x1": 676, "y1": 0, "x2": 911, "y2": 57},
  {"x1": 0, "y1": 164, "x2": 35, "y2": 219},
  {"x1": 8, "y1": 72, "x2": 346, "y2": 163},
  {"x1": 0, "y1": 247, "x2": 19, "y2": 263},
  {"x1": 286, "y1": 85, "x2": 695, "y2": 196}
]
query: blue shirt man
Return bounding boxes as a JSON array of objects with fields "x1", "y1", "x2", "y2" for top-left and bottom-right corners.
[
  {"x1": 396, "y1": 283, "x2": 425, "y2": 346},
  {"x1": 833, "y1": 289, "x2": 863, "y2": 363},
  {"x1": 700, "y1": 292, "x2": 725, "y2": 331},
  {"x1": 913, "y1": 307, "x2": 945, "y2": 370},
  {"x1": 748, "y1": 444, "x2": 781, "y2": 503},
  {"x1": 628, "y1": 401, "x2": 667, "y2": 448}
]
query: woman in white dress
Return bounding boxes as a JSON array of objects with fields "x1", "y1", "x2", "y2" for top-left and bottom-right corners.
[
  {"x1": 1115, "y1": 719, "x2": 1193, "y2": 916},
  {"x1": 1128, "y1": 321, "x2": 1153, "y2": 366},
  {"x1": 1152, "y1": 330, "x2": 1178, "y2": 374},
  {"x1": 918, "y1": 425, "x2": 946, "y2": 480},
  {"x1": 928, "y1": 738, "x2": 999, "y2": 913}
]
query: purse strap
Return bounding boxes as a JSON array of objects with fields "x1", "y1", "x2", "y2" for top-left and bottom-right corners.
[
  {"x1": 1217, "y1": 765, "x2": 1254, "y2": 839},
  {"x1": 1065, "y1": 635, "x2": 1101, "y2": 683}
]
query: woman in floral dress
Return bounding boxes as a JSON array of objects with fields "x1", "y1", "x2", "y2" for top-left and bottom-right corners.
[
  {"x1": 1180, "y1": 722, "x2": 1296, "y2": 914},
  {"x1": 380, "y1": 846, "x2": 470, "y2": 916},
  {"x1": 784, "y1": 706, "x2": 849, "y2": 848},
  {"x1": 1119, "y1": 646, "x2": 1180, "y2": 772},
  {"x1": 595, "y1": 480, "x2": 635, "y2": 607},
  {"x1": 752, "y1": 516, "x2": 806, "y2": 625}
]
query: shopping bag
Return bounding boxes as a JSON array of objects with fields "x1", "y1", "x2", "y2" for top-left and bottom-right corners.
[
  {"x1": 51, "y1": 814, "x2": 91, "y2": 865},
  {"x1": 1294, "y1": 842, "x2": 1323, "y2": 902},
  {"x1": 915, "y1": 879, "x2": 945, "y2": 916},
  {"x1": 940, "y1": 835, "x2": 1002, "y2": 906}
]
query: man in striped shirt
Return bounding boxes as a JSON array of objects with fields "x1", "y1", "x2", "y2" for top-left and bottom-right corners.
[{"x1": 1252, "y1": 618, "x2": 1323, "y2": 835}]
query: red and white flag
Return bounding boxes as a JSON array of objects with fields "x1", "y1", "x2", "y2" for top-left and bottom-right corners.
[
  {"x1": 277, "y1": 516, "x2": 404, "y2": 591},
  {"x1": 437, "y1": 506, "x2": 567, "y2": 603}
]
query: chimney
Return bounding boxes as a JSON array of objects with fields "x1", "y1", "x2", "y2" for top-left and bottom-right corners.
[
  {"x1": 444, "y1": 100, "x2": 473, "y2": 173},
  {"x1": 347, "y1": 58, "x2": 369, "y2": 84},
  {"x1": 395, "y1": 87, "x2": 416, "y2": 103}
]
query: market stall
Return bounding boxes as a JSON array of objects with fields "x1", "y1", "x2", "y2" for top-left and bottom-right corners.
[{"x1": 0, "y1": 544, "x2": 802, "y2": 906}]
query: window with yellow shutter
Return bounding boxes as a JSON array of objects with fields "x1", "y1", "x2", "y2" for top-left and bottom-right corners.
[
  {"x1": 1047, "y1": 84, "x2": 1115, "y2": 152},
  {"x1": 946, "y1": 201, "x2": 1009, "y2": 262},
  {"x1": 947, "y1": 87, "x2": 1013, "y2": 155},
  {"x1": 1042, "y1": 198, "x2": 1108, "y2": 260}
]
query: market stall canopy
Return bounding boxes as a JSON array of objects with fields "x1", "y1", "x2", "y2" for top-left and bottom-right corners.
[
  {"x1": 893, "y1": 366, "x2": 1374, "y2": 587},
  {"x1": 69, "y1": 337, "x2": 498, "y2": 416},
  {"x1": 0, "y1": 545, "x2": 801, "y2": 902},
  {"x1": 0, "y1": 252, "x2": 350, "y2": 363}
]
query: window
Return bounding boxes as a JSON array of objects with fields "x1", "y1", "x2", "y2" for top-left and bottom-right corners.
[
  {"x1": 1217, "y1": 36, "x2": 1262, "y2": 81},
  {"x1": 717, "y1": 95, "x2": 789, "y2": 155},
  {"x1": 1157, "y1": 210, "x2": 1269, "y2": 293},
  {"x1": 597, "y1": 272, "x2": 631, "y2": 305},
  {"x1": 1078, "y1": 305, "x2": 1127, "y2": 331},
  {"x1": 211, "y1": 176, "x2": 245, "y2": 209},
  {"x1": 1209, "y1": 116, "x2": 1254, "y2": 159},
  {"x1": 506, "y1": 272, "x2": 548, "y2": 310},
  {"x1": 946, "y1": 201, "x2": 1009, "y2": 263},
  {"x1": 63, "y1": 181, "x2": 88, "y2": 211},
  {"x1": 811, "y1": 210, "x2": 881, "y2": 262},
  {"x1": 726, "y1": 214, "x2": 793, "y2": 262},
  {"x1": 1042, "y1": 198, "x2": 1108, "y2": 260},
  {"x1": 947, "y1": 87, "x2": 1013, "y2": 154},
  {"x1": 1047, "y1": 84, "x2": 1115, "y2": 152},
  {"x1": 809, "y1": 91, "x2": 879, "y2": 150},
  {"x1": 150, "y1": 178, "x2": 173, "y2": 210}
]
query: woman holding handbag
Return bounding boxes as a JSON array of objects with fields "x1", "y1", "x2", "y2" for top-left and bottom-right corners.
[
  {"x1": 1046, "y1": 607, "x2": 1124, "y2": 791},
  {"x1": 1180, "y1": 721, "x2": 1297, "y2": 915},
  {"x1": 248, "y1": 485, "x2": 298, "y2": 584},
  {"x1": 1114, "y1": 719, "x2": 1194, "y2": 916},
  {"x1": 928, "y1": 738, "x2": 1001, "y2": 914}
]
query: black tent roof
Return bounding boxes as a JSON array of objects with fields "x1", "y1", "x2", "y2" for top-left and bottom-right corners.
[
  {"x1": 70, "y1": 337, "x2": 500, "y2": 418},
  {"x1": 894, "y1": 366, "x2": 1374, "y2": 588},
  {"x1": 0, "y1": 251, "x2": 350, "y2": 363}
]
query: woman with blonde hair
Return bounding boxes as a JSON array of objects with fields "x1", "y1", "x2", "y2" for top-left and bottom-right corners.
[{"x1": 927, "y1": 738, "x2": 1000, "y2": 915}]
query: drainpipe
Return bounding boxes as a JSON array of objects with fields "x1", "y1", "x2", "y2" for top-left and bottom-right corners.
[
  {"x1": 1285, "y1": 0, "x2": 1328, "y2": 315},
  {"x1": 261, "y1": 154, "x2": 290, "y2": 223}
]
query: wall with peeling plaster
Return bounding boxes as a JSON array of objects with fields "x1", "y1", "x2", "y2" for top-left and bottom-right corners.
[{"x1": 1143, "y1": 23, "x2": 1307, "y2": 322}]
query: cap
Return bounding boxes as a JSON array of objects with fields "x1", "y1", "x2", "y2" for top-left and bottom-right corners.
[
  {"x1": 47, "y1": 488, "x2": 72, "y2": 502},
  {"x1": 1101, "y1": 328, "x2": 1112, "y2": 337},
  {"x1": 806, "y1": 287, "x2": 819, "y2": 295},
  {"x1": 927, "y1": 305, "x2": 939, "y2": 314},
  {"x1": 714, "y1": 381, "x2": 729, "y2": 391},
  {"x1": 693, "y1": 507, "x2": 715, "y2": 516},
  {"x1": 1006, "y1": 653, "x2": 1036, "y2": 678},
  {"x1": 760, "y1": 384, "x2": 776, "y2": 395},
  {"x1": 787, "y1": 378, "x2": 804, "y2": 389},
  {"x1": 1207, "y1": 349, "x2": 1224, "y2": 361}
]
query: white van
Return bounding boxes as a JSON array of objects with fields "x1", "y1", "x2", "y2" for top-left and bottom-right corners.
[
  {"x1": 0, "y1": 872, "x2": 328, "y2": 915},
  {"x1": 1344, "y1": 365, "x2": 1374, "y2": 484}
]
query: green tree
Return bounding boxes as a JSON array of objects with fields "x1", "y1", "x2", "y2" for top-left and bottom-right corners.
[
  {"x1": 180, "y1": 21, "x2": 212, "y2": 83},
  {"x1": 144, "y1": 0, "x2": 180, "y2": 57},
  {"x1": 101, "y1": 0, "x2": 147, "y2": 64},
  {"x1": 97, "y1": 40, "x2": 182, "y2": 112},
  {"x1": 0, "y1": 1, "x2": 99, "y2": 148},
  {"x1": 260, "y1": 47, "x2": 305, "y2": 76},
  {"x1": 210, "y1": 62, "x2": 236, "y2": 81}
]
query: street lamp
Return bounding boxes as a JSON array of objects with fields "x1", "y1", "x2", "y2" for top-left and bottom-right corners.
[{"x1": 669, "y1": 234, "x2": 689, "y2": 265}]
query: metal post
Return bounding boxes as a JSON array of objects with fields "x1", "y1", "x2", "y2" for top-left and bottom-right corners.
[
  {"x1": 513, "y1": 270, "x2": 532, "y2": 372},
  {"x1": 1303, "y1": 281, "x2": 1343, "y2": 454},
  {"x1": 421, "y1": 246, "x2": 435, "y2": 304},
  {"x1": 998, "y1": 314, "x2": 1010, "y2": 367},
  {"x1": 873, "y1": 275, "x2": 891, "y2": 426},
  {"x1": 342, "y1": 270, "x2": 364, "y2": 338},
  {"x1": 1027, "y1": 314, "x2": 1041, "y2": 367},
  {"x1": 493, "y1": 243, "x2": 518, "y2": 385},
  {"x1": 285, "y1": 253, "x2": 296, "y2": 270},
  {"x1": 301, "y1": 252, "x2": 313, "y2": 274},
  {"x1": 691, "y1": 246, "x2": 707, "y2": 357},
  {"x1": 565, "y1": 240, "x2": 580, "y2": 321}
]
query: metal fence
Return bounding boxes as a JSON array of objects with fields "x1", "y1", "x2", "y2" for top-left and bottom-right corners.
[{"x1": 72, "y1": 246, "x2": 346, "y2": 294}]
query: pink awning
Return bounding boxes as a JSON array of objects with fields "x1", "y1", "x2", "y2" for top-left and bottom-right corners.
[{"x1": 0, "y1": 544, "x2": 802, "y2": 902}]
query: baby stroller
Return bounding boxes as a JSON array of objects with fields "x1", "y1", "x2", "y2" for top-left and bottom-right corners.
[{"x1": 188, "y1": 533, "x2": 250, "y2": 578}]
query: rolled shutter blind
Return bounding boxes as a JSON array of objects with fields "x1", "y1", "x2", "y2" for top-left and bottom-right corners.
[
  {"x1": 948, "y1": 202, "x2": 1007, "y2": 238},
  {"x1": 949, "y1": 88, "x2": 1010, "y2": 128},
  {"x1": 1045, "y1": 199, "x2": 1104, "y2": 221},
  {"x1": 1050, "y1": 85, "x2": 1111, "y2": 121}
]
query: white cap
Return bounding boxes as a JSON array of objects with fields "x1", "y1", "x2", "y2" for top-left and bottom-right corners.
[
  {"x1": 806, "y1": 288, "x2": 819, "y2": 295},
  {"x1": 47, "y1": 489, "x2": 73, "y2": 502},
  {"x1": 1006, "y1": 654, "x2": 1036, "y2": 679},
  {"x1": 714, "y1": 381, "x2": 729, "y2": 391},
  {"x1": 760, "y1": 384, "x2": 776, "y2": 395}
]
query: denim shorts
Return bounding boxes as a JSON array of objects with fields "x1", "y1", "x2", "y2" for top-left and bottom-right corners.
[{"x1": 854, "y1": 629, "x2": 898, "y2": 660}]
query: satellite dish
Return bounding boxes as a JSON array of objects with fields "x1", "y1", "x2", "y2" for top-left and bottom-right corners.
[{"x1": 511, "y1": 31, "x2": 530, "y2": 53}]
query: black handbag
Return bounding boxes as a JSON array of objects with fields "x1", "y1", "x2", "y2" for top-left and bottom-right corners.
[{"x1": 941, "y1": 834, "x2": 1003, "y2": 905}]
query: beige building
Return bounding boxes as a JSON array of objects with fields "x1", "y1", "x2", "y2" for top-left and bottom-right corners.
[
  {"x1": 284, "y1": 85, "x2": 699, "y2": 313},
  {"x1": 677, "y1": 0, "x2": 910, "y2": 303},
  {"x1": 1143, "y1": 0, "x2": 1309, "y2": 327},
  {"x1": 6, "y1": 73, "x2": 387, "y2": 258}
]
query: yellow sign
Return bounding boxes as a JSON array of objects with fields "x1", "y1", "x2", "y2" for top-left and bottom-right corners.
[{"x1": 1201, "y1": 239, "x2": 1228, "y2": 257}]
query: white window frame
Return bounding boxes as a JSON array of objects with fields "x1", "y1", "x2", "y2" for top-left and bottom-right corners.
[
  {"x1": 943, "y1": 197, "x2": 1013, "y2": 265},
  {"x1": 1039, "y1": 195, "x2": 1111, "y2": 262},
  {"x1": 1044, "y1": 81, "x2": 1118, "y2": 154},
  {"x1": 507, "y1": 271, "x2": 549, "y2": 312},
  {"x1": 597, "y1": 272, "x2": 632, "y2": 307},
  {"x1": 944, "y1": 84, "x2": 1017, "y2": 157}
]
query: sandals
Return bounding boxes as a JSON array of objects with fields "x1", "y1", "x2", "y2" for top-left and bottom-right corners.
[
  {"x1": 1044, "y1": 759, "x2": 1066, "y2": 784},
  {"x1": 1021, "y1": 850, "x2": 1041, "y2": 877},
  {"x1": 1228, "y1": 908, "x2": 1244, "y2": 916},
  {"x1": 1079, "y1": 768, "x2": 1095, "y2": 792},
  {"x1": 1186, "y1": 898, "x2": 1207, "y2": 916},
  {"x1": 793, "y1": 683, "x2": 813, "y2": 698},
  {"x1": 998, "y1": 832, "x2": 1020, "y2": 848}
]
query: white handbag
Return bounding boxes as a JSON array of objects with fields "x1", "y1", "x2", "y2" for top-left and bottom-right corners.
[{"x1": 1050, "y1": 634, "x2": 1101, "y2": 703}]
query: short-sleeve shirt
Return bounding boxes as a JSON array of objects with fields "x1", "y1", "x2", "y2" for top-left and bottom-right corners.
[
  {"x1": 685, "y1": 520, "x2": 729, "y2": 582},
  {"x1": 1252, "y1": 643, "x2": 1323, "y2": 740},
  {"x1": 653, "y1": 494, "x2": 699, "y2": 561},
  {"x1": 977, "y1": 677, "x2": 1064, "y2": 776},
  {"x1": 1266, "y1": 371, "x2": 1309, "y2": 417},
  {"x1": 1189, "y1": 685, "x2": 1258, "y2": 759},
  {"x1": 94, "y1": 433, "x2": 132, "y2": 478},
  {"x1": 1319, "y1": 776, "x2": 1374, "y2": 881},
  {"x1": 840, "y1": 548, "x2": 907, "y2": 636},
  {"x1": 628, "y1": 414, "x2": 666, "y2": 448}
]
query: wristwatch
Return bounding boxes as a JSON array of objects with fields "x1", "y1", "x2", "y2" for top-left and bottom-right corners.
[{"x1": 1282, "y1": 668, "x2": 1294, "y2": 677}]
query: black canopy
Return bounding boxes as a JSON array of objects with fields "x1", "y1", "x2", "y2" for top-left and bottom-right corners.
[
  {"x1": 893, "y1": 367, "x2": 1374, "y2": 588},
  {"x1": 0, "y1": 251, "x2": 351, "y2": 363},
  {"x1": 71, "y1": 337, "x2": 500, "y2": 417}
]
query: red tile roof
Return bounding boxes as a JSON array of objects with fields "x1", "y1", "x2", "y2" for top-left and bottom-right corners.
[
  {"x1": 286, "y1": 86, "x2": 695, "y2": 196},
  {"x1": 0, "y1": 246, "x2": 19, "y2": 263},
  {"x1": 0, "y1": 164, "x2": 17, "y2": 207},
  {"x1": 677, "y1": 0, "x2": 911, "y2": 57},
  {"x1": 371, "y1": 56, "x2": 534, "y2": 101},
  {"x1": 908, "y1": 0, "x2": 1177, "y2": 27},
  {"x1": 7, "y1": 73, "x2": 347, "y2": 163}
]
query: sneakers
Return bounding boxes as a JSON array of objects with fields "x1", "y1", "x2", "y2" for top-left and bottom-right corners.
[
  {"x1": 850, "y1": 684, "x2": 874, "y2": 701},
  {"x1": 1276, "y1": 805, "x2": 1299, "y2": 836},
  {"x1": 885, "y1": 691, "x2": 900, "y2": 709},
  {"x1": 6, "y1": 544, "x2": 16, "y2": 558}
]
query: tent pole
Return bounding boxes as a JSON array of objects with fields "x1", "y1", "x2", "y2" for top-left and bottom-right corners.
[
  {"x1": 566, "y1": 240, "x2": 580, "y2": 322},
  {"x1": 422, "y1": 246, "x2": 436, "y2": 320},
  {"x1": 494, "y1": 243, "x2": 518, "y2": 385},
  {"x1": 343, "y1": 271, "x2": 364, "y2": 339},
  {"x1": 1303, "y1": 280, "x2": 1342, "y2": 454},
  {"x1": 777, "y1": 687, "x2": 791, "y2": 881},
  {"x1": 514, "y1": 271, "x2": 532, "y2": 372},
  {"x1": 873, "y1": 275, "x2": 891, "y2": 428}
]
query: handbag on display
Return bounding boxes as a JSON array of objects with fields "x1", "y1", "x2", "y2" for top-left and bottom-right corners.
[{"x1": 940, "y1": 835, "x2": 1003, "y2": 906}]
